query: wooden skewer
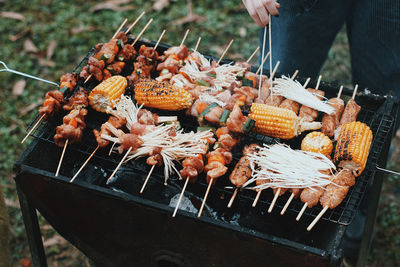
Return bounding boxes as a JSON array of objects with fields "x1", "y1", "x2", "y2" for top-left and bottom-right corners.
[
  {"x1": 302, "y1": 77, "x2": 311, "y2": 88},
  {"x1": 111, "y1": 18, "x2": 128, "y2": 40},
  {"x1": 197, "y1": 178, "x2": 213, "y2": 217},
  {"x1": 268, "y1": 16, "x2": 272, "y2": 82},
  {"x1": 255, "y1": 51, "x2": 270, "y2": 75},
  {"x1": 352, "y1": 84, "x2": 358, "y2": 99},
  {"x1": 270, "y1": 60, "x2": 280, "y2": 81},
  {"x1": 126, "y1": 11, "x2": 146, "y2": 34},
  {"x1": 291, "y1": 70, "x2": 299, "y2": 80},
  {"x1": 307, "y1": 206, "x2": 328, "y2": 231},
  {"x1": 315, "y1": 75, "x2": 322, "y2": 90},
  {"x1": 180, "y1": 29, "x2": 190, "y2": 47},
  {"x1": 280, "y1": 192, "x2": 295, "y2": 215},
  {"x1": 246, "y1": 46, "x2": 260, "y2": 63},
  {"x1": 154, "y1": 29, "x2": 166, "y2": 50},
  {"x1": 83, "y1": 74, "x2": 92, "y2": 84},
  {"x1": 194, "y1": 37, "x2": 201, "y2": 52},
  {"x1": 217, "y1": 39, "x2": 234, "y2": 64},
  {"x1": 252, "y1": 190, "x2": 262, "y2": 207},
  {"x1": 296, "y1": 202, "x2": 308, "y2": 221},
  {"x1": 257, "y1": 26, "x2": 267, "y2": 98},
  {"x1": 172, "y1": 177, "x2": 190, "y2": 217},
  {"x1": 140, "y1": 165, "x2": 155, "y2": 194},
  {"x1": 337, "y1": 85, "x2": 344, "y2": 98},
  {"x1": 70, "y1": 145, "x2": 99, "y2": 183},
  {"x1": 227, "y1": 188, "x2": 238, "y2": 208},
  {"x1": 131, "y1": 18, "x2": 154, "y2": 46},
  {"x1": 268, "y1": 188, "x2": 280, "y2": 213},
  {"x1": 21, "y1": 114, "x2": 45, "y2": 144},
  {"x1": 55, "y1": 139, "x2": 68, "y2": 177},
  {"x1": 107, "y1": 147, "x2": 132, "y2": 182}
]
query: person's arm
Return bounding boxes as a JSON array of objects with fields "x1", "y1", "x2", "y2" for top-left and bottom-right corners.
[{"x1": 243, "y1": 0, "x2": 280, "y2": 27}]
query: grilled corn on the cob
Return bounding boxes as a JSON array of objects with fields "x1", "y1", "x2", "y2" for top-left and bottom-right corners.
[
  {"x1": 301, "y1": 131, "x2": 333, "y2": 157},
  {"x1": 89, "y1": 75, "x2": 127, "y2": 112}
]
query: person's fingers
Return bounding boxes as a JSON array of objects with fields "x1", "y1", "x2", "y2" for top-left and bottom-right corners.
[
  {"x1": 255, "y1": 0, "x2": 270, "y2": 26},
  {"x1": 263, "y1": 0, "x2": 280, "y2": 16},
  {"x1": 247, "y1": 0, "x2": 264, "y2": 27}
]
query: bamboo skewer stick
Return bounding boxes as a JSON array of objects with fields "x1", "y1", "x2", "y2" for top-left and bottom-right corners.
[
  {"x1": 126, "y1": 11, "x2": 146, "y2": 34},
  {"x1": 291, "y1": 70, "x2": 299, "y2": 80},
  {"x1": 197, "y1": 178, "x2": 213, "y2": 217},
  {"x1": 227, "y1": 188, "x2": 238, "y2": 208},
  {"x1": 337, "y1": 85, "x2": 344, "y2": 98},
  {"x1": 107, "y1": 147, "x2": 132, "y2": 182},
  {"x1": 140, "y1": 165, "x2": 155, "y2": 194},
  {"x1": 194, "y1": 37, "x2": 201, "y2": 52},
  {"x1": 21, "y1": 114, "x2": 45, "y2": 144},
  {"x1": 70, "y1": 145, "x2": 99, "y2": 183},
  {"x1": 246, "y1": 46, "x2": 260, "y2": 63},
  {"x1": 172, "y1": 177, "x2": 190, "y2": 217},
  {"x1": 154, "y1": 29, "x2": 166, "y2": 50},
  {"x1": 280, "y1": 192, "x2": 295, "y2": 215},
  {"x1": 270, "y1": 60, "x2": 280, "y2": 81},
  {"x1": 352, "y1": 84, "x2": 358, "y2": 99},
  {"x1": 111, "y1": 18, "x2": 128, "y2": 39},
  {"x1": 55, "y1": 139, "x2": 68, "y2": 177},
  {"x1": 180, "y1": 29, "x2": 190, "y2": 47},
  {"x1": 252, "y1": 190, "x2": 262, "y2": 207},
  {"x1": 315, "y1": 75, "x2": 322, "y2": 90},
  {"x1": 268, "y1": 188, "x2": 280, "y2": 213},
  {"x1": 257, "y1": 26, "x2": 267, "y2": 99},
  {"x1": 217, "y1": 39, "x2": 234, "y2": 64},
  {"x1": 302, "y1": 77, "x2": 311, "y2": 88},
  {"x1": 255, "y1": 51, "x2": 270, "y2": 75},
  {"x1": 132, "y1": 18, "x2": 153, "y2": 46},
  {"x1": 268, "y1": 15, "x2": 272, "y2": 82},
  {"x1": 296, "y1": 202, "x2": 308, "y2": 221},
  {"x1": 307, "y1": 206, "x2": 328, "y2": 231}
]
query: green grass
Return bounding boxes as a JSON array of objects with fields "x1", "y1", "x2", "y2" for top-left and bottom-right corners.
[{"x1": 0, "y1": 1, "x2": 398, "y2": 266}]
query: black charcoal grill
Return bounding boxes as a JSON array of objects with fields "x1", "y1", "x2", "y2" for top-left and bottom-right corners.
[{"x1": 14, "y1": 39, "x2": 398, "y2": 267}]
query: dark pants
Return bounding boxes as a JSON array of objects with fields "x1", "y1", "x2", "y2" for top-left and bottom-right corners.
[{"x1": 260, "y1": 0, "x2": 400, "y2": 101}]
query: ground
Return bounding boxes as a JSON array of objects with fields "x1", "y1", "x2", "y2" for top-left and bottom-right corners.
[{"x1": 0, "y1": 0, "x2": 399, "y2": 266}]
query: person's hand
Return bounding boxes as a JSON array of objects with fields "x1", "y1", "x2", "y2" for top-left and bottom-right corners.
[{"x1": 243, "y1": 0, "x2": 280, "y2": 27}]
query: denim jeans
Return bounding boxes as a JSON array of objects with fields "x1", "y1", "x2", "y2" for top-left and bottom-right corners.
[{"x1": 260, "y1": 0, "x2": 400, "y2": 105}]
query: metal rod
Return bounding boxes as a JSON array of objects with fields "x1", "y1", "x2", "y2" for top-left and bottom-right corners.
[{"x1": 376, "y1": 166, "x2": 400, "y2": 176}]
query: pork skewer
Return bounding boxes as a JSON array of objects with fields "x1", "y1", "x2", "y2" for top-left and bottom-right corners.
[
  {"x1": 321, "y1": 86, "x2": 345, "y2": 137},
  {"x1": 337, "y1": 85, "x2": 360, "y2": 132},
  {"x1": 217, "y1": 39, "x2": 234, "y2": 64}
]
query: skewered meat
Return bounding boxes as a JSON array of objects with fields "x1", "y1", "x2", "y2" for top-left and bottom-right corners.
[
  {"x1": 229, "y1": 144, "x2": 259, "y2": 187},
  {"x1": 234, "y1": 86, "x2": 258, "y2": 106},
  {"x1": 300, "y1": 186, "x2": 326, "y2": 208},
  {"x1": 214, "y1": 148, "x2": 232, "y2": 165},
  {"x1": 38, "y1": 90, "x2": 65, "y2": 119},
  {"x1": 273, "y1": 188, "x2": 288, "y2": 196},
  {"x1": 119, "y1": 133, "x2": 143, "y2": 153},
  {"x1": 226, "y1": 104, "x2": 247, "y2": 133},
  {"x1": 93, "y1": 116, "x2": 127, "y2": 148},
  {"x1": 116, "y1": 43, "x2": 136, "y2": 61},
  {"x1": 107, "y1": 62, "x2": 125, "y2": 75},
  {"x1": 321, "y1": 98, "x2": 345, "y2": 137},
  {"x1": 162, "y1": 45, "x2": 189, "y2": 60},
  {"x1": 254, "y1": 82, "x2": 271, "y2": 103},
  {"x1": 339, "y1": 99, "x2": 361, "y2": 126},
  {"x1": 54, "y1": 108, "x2": 88, "y2": 147},
  {"x1": 298, "y1": 89, "x2": 325, "y2": 122},
  {"x1": 215, "y1": 127, "x2": 239, "y2": 151},
  {"x1": 204, "y1": 106, "x2": 224, "y2": 124},
  {"x1": 63, "y1": 88, "x2": 88, "y2": 111},
  {"x1": 234, "y1": 61, "x2": 252, "y2": 71},
  {"x1": 156, "y1": 57, "x2": 180, "y2": 74},
  {"x1": 320, "y1": 169, "x2": 355, "y2": 209},
  {"x1": 137, "y1": 109, "x2": 158, "y2": 125},
  {"x1": 204, "y1": 161, "x2": 228, "y2": 183},
  {"x1": 95, "y1": 38, "x2": 118, "y2": 64},
  {"x1": 180, "y1": 155, "x2": 205, "y2": 181},
  {"x1": 115, "y1": 32, "x2": 128, "y2": 44},
  {"x1": 147, "y1": 147, "x2": 163, "y2": 166},
  {"x1": 264, "y1": 95, "x2": 284, "y2": 107},
  {"x1": 279, "y1": 99, "x2": 300, "y2": 114},
  {"x1": 59, "y1": 73, "x2": 78, "y2": 93}
]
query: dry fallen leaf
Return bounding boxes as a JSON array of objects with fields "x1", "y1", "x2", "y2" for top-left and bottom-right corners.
[
  {"x1": 38, "y1": 58, "x2": 56, "y2": 67},
  {"x1": 23, "y1": 39, "x2": 39, "y2": 53},
  {"x1": 19, "y1": 102, "x2": 40, "y2": 117},
  {"x1": 12, "y1": 80, "x2": 26, "y2": 97},
  {"x1": 172, "y1": 0, "x2": 206, "y2": 26},
  {"x1": 9, "y1": 27, "x2": 30, "y2": 42},
  {"x1": 153, "y1": 0, "x2": 170, "y2": 11},
  {"x1": 239, "y1": 27, "x2": 247, "y2": 38},
  {"x1": 70, "y1": 26, "x2": 97, "y2": 35},
  {"x1": 1, "y1": 11, "x2": 25, "y2": 21},
  {"x1": 43, "y1": 235, "x2": 68, "y2": 248},
  {"x1": 90, "y1": 0, "x2": 135, "y2": 12},
  {"x1": 46, "y1": 40, "x2": 57, "y2": 59}
]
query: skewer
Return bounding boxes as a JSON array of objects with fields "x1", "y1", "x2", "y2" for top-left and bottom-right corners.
[
  {"x1": 302, "y1": 77, "x2": 311, "y2": 88},
  {"x1": 139, "y1": 165, "x2": 155, "y2": 194},
  {"x1": 270, "y1": 60, "x2": 280, "y2": 81},
  {"x1": 315, "y1": 75, "x2": 322, "y2": 90},
  {"x1": 194, "y1": 37, "x2": 201, "y2": 52},
  {"x1": 172, "y1": 177, "x2": 190, "y2": 217},
  {"x1": 307, "y1": 206, "x2": 328, "y2": 231},
  {"x1": 55, "y1": 139, "x2": 68, "y2": 177},
  {"x1": 291, "y1": 70, "x2": 299, "y2": 80},
  {"x1": 227, "y1": 188, "x2": 238, "y2": 208},
  {"x1": 180, "y1": 29, "x2": 190, "y2": 47},
  {"x1": 352, "y1": 84, "x2": 358, "y2": 99},
  {"x1": 131, "y1": 18, "x2": 154, "y2": 46},
  {"x1": 217, "y1": 39, "x2": 234, "y2": 64},
  {"x1": 21, "y1": 114, "x2": 45, "y2": 144},
  {"x1": 257, "y1": 26, "x2": 268, "y2": 99},
  {"x1": 337, "y1": 85, "x2": 344, "y2": 98},
  {"x1": 255, "y1": 51, "x2": 270, "y2": 75},
  {"x1": 70, "y1": 145, "x2": 99, "y2": 183},
  {"x1": 296, "y1": 202, "x2": 308, "y2": 221},
  {"x1": 246, "y1": 46, "x2": 260, "y2": 63},
  {"x1": 252, "y1": 190, "x2": 262, "y2": 207},
  {"x1": 111, "y1": 18, "x2": 128, "y2": 40},
  {"x1": 154, "y1": 29, "x2": 166, "y2": 50},
  {"x1": 197, "y1": 178, "x2": 213, "y2": 217},
  {"x1": 268, "y1": 188, "x2": 280, "y2": 213},
  {"x1": 126, "y1": 11, "x2": 146, "y2": 34},
  {"x1": 107, "y1": 147, "x2": 132, "y2": 182},
  {"x1": 268, "y1": 15, "x2": 272, "y2": 82},
  {"x1": 280, "y1": 192, "x2": 295, "y2": 215}
]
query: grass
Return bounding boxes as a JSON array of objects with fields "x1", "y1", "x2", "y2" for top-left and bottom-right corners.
[{"x1": 0, "y1": 0, "x2": 398, "y2": 266}]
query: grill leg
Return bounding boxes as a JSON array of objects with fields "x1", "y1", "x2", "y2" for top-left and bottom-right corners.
[{"x1": 16, "y1": 184, "x2": 47, "y2": 267}]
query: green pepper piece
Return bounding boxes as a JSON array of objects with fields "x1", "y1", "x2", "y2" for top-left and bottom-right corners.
[
  {"x1": 242, "y1": 78, "x2": 253, "y2": 87},
  {"x1": 219, "y1": 109, "x2": 230, "y2": 124},
  {"x1": 196, "y1": 79, "x2": 210, "y2": 87},
  {"x1": 243, "y1": 118, "x2": 256, "y2": 133},
  {"x1": 60, "y1": 86, "x2": 69, "y2": 94},
  {"x1": 197, "y1": 126, "x2": 216, "y2": 132}
]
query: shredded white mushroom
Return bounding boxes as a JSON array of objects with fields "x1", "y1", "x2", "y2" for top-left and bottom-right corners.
[
  {"x1": 107, "y1": 95, "x2": 143, "y2": 130},
  {"x1": 272, "y1": 76, "x2": 335, "y2": 114},
  {"x1": 198, "y1": 93, "x2": 226, "y2": 107},
  {"x1": 244, "y1": 144, "x2": 336, "y2": 190}
]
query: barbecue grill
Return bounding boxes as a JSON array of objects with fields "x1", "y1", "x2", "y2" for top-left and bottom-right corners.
[{"x1": 14, "y1": 39, "x2": 398, "y2": 267}]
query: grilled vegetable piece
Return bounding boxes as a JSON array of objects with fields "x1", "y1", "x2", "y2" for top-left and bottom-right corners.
[
  {"x1": 134, "y1": 79, "x2": 193, "y2": 111},
  {"x1": 301, "y1": 131, "x2": 333, "y2": 157},
  {"x1": 334, "y1": 121, "x2": 373, "y2": 176},
  {"x1": 249, "y1": 103, "x2": 322, "y2": 139},
  {"x1": 89, "y1": 75, "x2": 127, "y2": 112}
]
